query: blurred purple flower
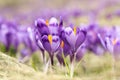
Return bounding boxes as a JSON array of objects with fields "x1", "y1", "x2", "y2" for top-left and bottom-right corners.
[
  {"x1": 84, "y1": 24, "x2": 106, "y2": 55},
  {"x1": 0, "y1": 21, "x2": 18, "y2": 52},
  {"x1": 104, "y1": 26, "x2": 120, "y2": 60}
]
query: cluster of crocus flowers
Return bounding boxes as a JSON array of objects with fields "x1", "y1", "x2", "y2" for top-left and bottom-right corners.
[
  {"x1": 34, "y1": 17, "x2": 86, "y2": 76},
  {"x1": 0, "y1": 19, "x2": 38, "y2": 62},
  {"x1": 1, "y1": 16, "x2": 120, "y2": 77},
  {"x1": 34, "y1": 17, "x2": 120, "y2": 77},
  {"x1": 35, "y1": 17, "x2": 86, "y2": 61}
]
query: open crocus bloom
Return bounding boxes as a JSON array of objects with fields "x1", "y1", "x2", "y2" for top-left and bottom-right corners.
[
  {"x1": 35, "y1": 17, "x2": 61, "y2": 65},
  {"x1": 56, "y1": 25, "x2": 86, "y2": 77},
  {"x1": 64, "y1": 26, "x2": 86, "y2": 53},
  {"x1": 57, "y1": 25, "x2": 86, "y2": 63}
]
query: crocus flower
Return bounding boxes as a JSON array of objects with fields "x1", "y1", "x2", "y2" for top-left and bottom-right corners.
[
  {"x1": 0, "y1": 21, "x2": 18, "y2": 53},
  {"x1": 56, "y1": 24, "x2": 86, "y2": 65},
  {"x1": 84, "y1": 24, "x2": 106, "y2": 55},
  {"x1": 63, "y1": 26, "x2": 86, "y2": 61},
  {"x1": 0, "y1": 22, "x2": 8, "y2": 47},
  {"x1": 17, "y1": 26, "x2": 38, "y2": 62},
  {"x1": 35, "y1": 17, "x2": 61, "y2": 65},
  {"x1": 55, "y1": 19, "x2": 87, "y2": 66},
  {"x1": 103, "y1": 26, "x2": 120, "y2": 60}
]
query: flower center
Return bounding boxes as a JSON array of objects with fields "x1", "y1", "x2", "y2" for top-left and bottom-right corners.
[
  {"x1": 46, "y1": 20, "x2": 49, "y2": 26},
  {"x1": 48, "y1": 35, "x2": 52, "y2": 44},
  {"x1": 60, "y1": 40, "x2": 64, "y2": 48},
  {"x1": 73, "y1": 27, "x2": 77, "y2": 35},
  {"x1": 112, "y1": 39, "x2": 117, "y2": 45}
]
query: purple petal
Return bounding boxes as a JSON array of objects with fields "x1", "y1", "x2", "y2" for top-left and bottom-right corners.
[
  {"x1": 56, "y1": 49, "x2": 65, "y2": 65},
  {"x1": 75, "y1": 46, "x2": 85, "y2": 61},
  {"x1": 49, "y1": 17, "x2": 58, "y2": 26},
  {"x1": 35, "y1": 18, "x2": 50, "y2": 36},
  {"x1": 75, "y1": 30, "x2": 86, "y2": 50},
  {"x1": 51, "y1": 35, "x2": 60, "y2": 53},
  {"x1": 65, "y1": 27, "x2": 77, "y2": 48},
  {"x1": 105, "y1": 37, "x2": 113, "y2": 53},
  {"x1": 41, "y1": 35, "x2": 51, "y2": 53},
  {"x1": 97, "y1": 33, "x2": 107, "y2": 49},
  {"x1": 48, "y1": 17, "x2": 59, "y2": 35}
]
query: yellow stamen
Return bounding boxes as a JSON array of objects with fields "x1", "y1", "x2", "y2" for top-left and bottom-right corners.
[
  {"x1": 48, "y1": 35, "x2": 52, "y2": 44},
  {"x1": 60, "y1": 41, "x2": 64, "y2": 48},
  {"x1": 73, "y1": 27, "x2": 77, "y2": 35},
  {"x1": 46, "y1": 20, "x2": 49, "y2": 26},
  {"x1": 112, "y1": 39, "x2": 117, "y2": 45}
]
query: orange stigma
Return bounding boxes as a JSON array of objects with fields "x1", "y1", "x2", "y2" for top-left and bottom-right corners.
[
  {"x1": 60, "y1": 41, "x2": 64, "y2": 48},
  {"x1": 46, "y1": 20, "x2": 49, "y2": 26},
  {"x1": 73, "y1": 27, "x2": 77, "y2": 35},
  {"x1": 112, "y1": 39, "x2": 117, "y2": 45},
  {"x1": 48, "y1": 35, "x2": 52, "y2": 44}
]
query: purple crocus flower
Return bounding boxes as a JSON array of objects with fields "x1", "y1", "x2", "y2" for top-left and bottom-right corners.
[
  {"x1": 103, "y1": 26, "x2": 120, "y2": 60},
  {"x1": 17, "y1": 26, "x2": 38, "y2": 62},
  {"x1": 0, "y1": 21, "x2": 18, "y2": 53},
  {"x1": 57, "y1": 24, "x2": 86, "y2": 77},
  {"x1": 0, "y1": 22, "x2": 8, "y2": 47},
  {"x1": 56, "y1": 22, "x2": 86, "y2": 66},
  {"x1": 35, "y1": 17, "x2": 61, "y2": 65},
  {"x1": 84, "y1": 24, "x2": 106, "y2": 55}
]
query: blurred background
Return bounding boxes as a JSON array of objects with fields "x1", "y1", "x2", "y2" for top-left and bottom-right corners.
[
  {"x1": 1, "y1": 0, "x2": 120, "y2": 79},
  {"x1": 0, "y1": 0, "x2": 120, "y2": 26}
]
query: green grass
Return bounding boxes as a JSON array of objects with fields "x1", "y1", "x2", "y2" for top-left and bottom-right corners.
[{"x1": 0, "y1": 51, "x2": 120, "y2": 80}]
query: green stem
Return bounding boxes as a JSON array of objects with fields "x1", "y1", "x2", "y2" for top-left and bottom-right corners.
[
  {"x1": 61, "y1": 52, "x2": 70, "y2": 75},
  {"x1": 44, "y1": 58, "x2": 50, "y2": 74},
  {"x1": 70, "y1": 52, "x2": 77, "y2": 78}
]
